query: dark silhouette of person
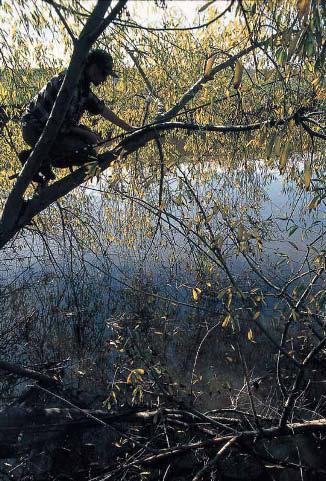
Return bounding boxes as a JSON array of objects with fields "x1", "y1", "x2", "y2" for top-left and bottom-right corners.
[{"x1": 20, "y1": 49, "x2": 134, "y2": 183}]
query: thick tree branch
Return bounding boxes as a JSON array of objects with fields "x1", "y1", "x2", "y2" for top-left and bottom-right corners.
[
  {"x1": 0, "y1": 108, "x2": 319, "y2": 249},
  {"x1": 0, "y1": 0, "x2": 127, "y2": 242},
  {"x1": 301, "y1": 121, "x2": 326, "y2": 140},
  {"x1": 157, "y1": 38, "x2": 273, "y2": 122},
  {"x1": 0, "y1": 359, "x2": 60, "y2": 386}
]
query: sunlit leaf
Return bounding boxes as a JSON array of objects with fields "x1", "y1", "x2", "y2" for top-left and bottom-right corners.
[
  {"x1": 247, "y1": 329, "x2": 254, "y2": 342},
  {"x1": 311, "y1": 77, "x2": 320, "y2": 87},
  {"x1": 133, "y1": 369, "x2": 145, "y2": 375},
  {"x1": 222, "y1": 314, "x2": 231, "y2": 328},
  {"x1": 204, "y1": 57, "x2": 214, "y2": 77},
  {"x1": 304, "y1": 163, "x2": 311, "y2": 190},
  {"x1": 127, "y1": 368, "x2": 145, "y2": 384},
  {"x1": 233, "y1": 60, "x2": 243, "y2": 90},
  {"x1": 276, "y1": 47, "x2": 287, "y2": 65},
  {"x1": 279, "y1": 142, "x2": 291, "y2": 171},
  {"x1": 192, "y1": 287, "x2": 202, "y2": 301},
  {"x1": 297, "y1": 0, "x2": 311, "y2": 20},
  {"x1": 308, "y1": 196, "x2": 321, "y2": 211}
]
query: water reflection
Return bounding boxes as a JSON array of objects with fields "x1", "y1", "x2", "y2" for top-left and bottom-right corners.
[{"x1": 0, "y1": 164, "x2": 324, "y2": 409}]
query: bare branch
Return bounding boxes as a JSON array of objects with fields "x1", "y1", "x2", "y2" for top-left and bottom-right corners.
[{"x1": 0, "y1": 359, "x2": 60, "y2": 386}]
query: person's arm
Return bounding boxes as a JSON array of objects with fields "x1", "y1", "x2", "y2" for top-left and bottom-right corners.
[
  {"x1": 85, "y1": 91, "x2": 135, "y2": 132},
  {"x1": 101, "y1": 106, "x2": 134, "y2": 132}
]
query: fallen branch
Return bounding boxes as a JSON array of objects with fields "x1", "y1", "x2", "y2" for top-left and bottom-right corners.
[
  {"x1": 134, "y1": 418, "x2": 326, "y2": 466},
  {"x1": 0, "y1": 359, "x2": 60, "y2": 386},
  {"x1": 192, "y1": 436, "x2": 239, "y2": 481}
]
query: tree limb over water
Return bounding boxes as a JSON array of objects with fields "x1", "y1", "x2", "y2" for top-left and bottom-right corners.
[{"x1": 0, "y1": 106, "x2": 322, "y2": 250}]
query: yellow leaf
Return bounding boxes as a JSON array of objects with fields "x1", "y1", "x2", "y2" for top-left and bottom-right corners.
[
  {"x1": 204, "y1": 57, "x2": 214, "y2": 77},
  {"x1": 133, "y1": 369, "x2": 145, "y2": 375},
  {"x1": 192, "y1": 287, "x2": 202, "y2": 301},
  {"x1": 233, "y1": 60, "x2": 243, "y2": 90},
  {"x1": 279, "y1": 142, "x2": 291, "y2": 171},
  {"x1": 247, "y1": 329, "x2": 254, "y2": 341},
  {"x1": 304, "y1": 163, "x2": 311, "y2": 190},
  {"x1": 308, "y1": 195, "x2": 320, "y2": 211},
  {"x1": 222, "y1": 314, "x2": 231, "y2": 328},
  {"x1": 253, "y1": 311, "x2": 260, "y2": 320},
  {"x1": 297, "y1": 0, "x2": 311, "y2": 20},
  {"x1": 226, "y1": 288, "x2": 233, "y2": 310},
  {"x1": 127, "y1": 368, "x2": 145, "y2": 384},
  {"x1": 311, "y1": 77, "x2": 320, "y2": 87}
]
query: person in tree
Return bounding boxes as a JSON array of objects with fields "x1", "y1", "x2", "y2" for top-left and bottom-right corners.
[{"x1": 20, "y1": 49, "x2": 133, "y2": 183}]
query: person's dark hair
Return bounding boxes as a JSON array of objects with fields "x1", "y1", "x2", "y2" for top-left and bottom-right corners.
[{"x1": 86, "y1": 49, "x2": 118, "y2": 77}]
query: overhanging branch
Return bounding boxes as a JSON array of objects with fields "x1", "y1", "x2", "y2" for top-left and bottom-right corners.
[{"x1": 0, "y1": 109, "x2": 322, "y2": 249}]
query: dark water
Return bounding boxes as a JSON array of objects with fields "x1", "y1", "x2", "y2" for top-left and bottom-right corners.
[{"x1": 0, "y1": 164, "x2": 324, "y2": 408}]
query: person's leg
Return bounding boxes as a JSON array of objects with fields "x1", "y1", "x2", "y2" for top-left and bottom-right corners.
[
  {"x1": 50, "y1": 129, "x2": 98, "y2": 169},
  {"x1": 21, "y1": 121, "x2": 55, "y2": 182},
  {"x1": 20, "y1": 122, "x2": 99, "y2": 180},
  {"x1": 22, "y1": 121, "x2": 42, "y2": 146}
]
